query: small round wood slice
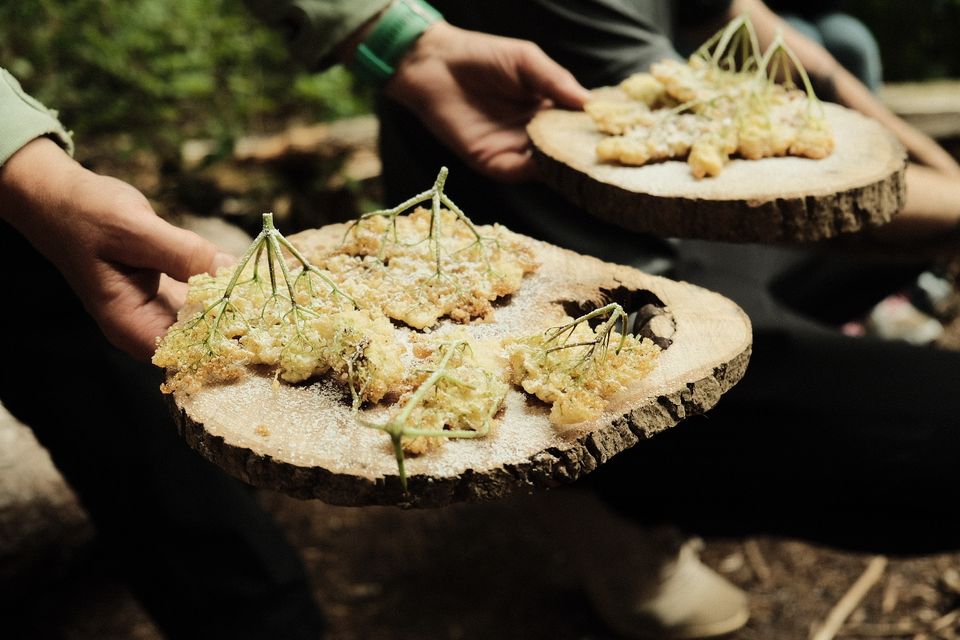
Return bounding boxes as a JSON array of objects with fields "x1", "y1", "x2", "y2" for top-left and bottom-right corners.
[
  {"x1": 528, "y1": 94, "x2": 906, "y2": 243},
  {"x1": 166, "y1": 225, "x2": 752, "y2": 508}
]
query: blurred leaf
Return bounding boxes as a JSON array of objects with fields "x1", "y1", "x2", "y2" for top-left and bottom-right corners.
[{"x1": 0, "y1": 0, "x2": 372, "y2": 160}]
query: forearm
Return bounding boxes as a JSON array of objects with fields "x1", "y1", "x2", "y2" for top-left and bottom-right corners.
[
  {"x1": 0, "y1": 139, "x2": 87, "y2": 257},
  {"x1": 827, "y1": 66, "x2": 960, "y2": 176},
  {"x1": 0, "y1": 67, "x2": 83, "y2": 256}
]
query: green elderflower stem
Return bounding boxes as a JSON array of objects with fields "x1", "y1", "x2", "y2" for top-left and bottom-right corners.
[
  {"x1": 695, "y1": 14, "x2": 762, "y2": 72},
  {"x1": 693, "y1": 16, "x2": 823, "y2": 122},
  {"x1": 343, "y1": 167, "x2": 496, "y2": 276},
  {"x1": 359, "y1": 340, "x2": 501, "y2": 492},
  {"x1": 756, "y1": 30, "x2": 823, "y2": 112},
  {"x1": 543, "y1": 303, "x2": 629, "y2": 358},
  {"x1": 184, "y1": 212, "x2": 355, "y2": 356},
  {"x1": 195, "y1": 218, "x2": 275, "y2": 344},
  {"x1": 242, "y1": 213, "x2": 351, "y2": 306},
  {"x1": 272, "y1": 230, "x2": 355, "y2": 306}
]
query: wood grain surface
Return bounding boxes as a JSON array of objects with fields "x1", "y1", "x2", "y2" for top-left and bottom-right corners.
[
  {"x1": 166, "y1": 225, "x2": 752, "y2": 507},
  {"x1": 528, "y1": 97, "x2": 906, "y2": 243}
]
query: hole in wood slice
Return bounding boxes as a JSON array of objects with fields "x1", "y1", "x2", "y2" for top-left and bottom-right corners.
[{"x1": 558, "y1": 286, "x2": 675, "y2": 349}]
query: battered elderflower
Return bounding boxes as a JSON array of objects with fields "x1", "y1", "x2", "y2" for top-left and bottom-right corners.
[
  {"x1": 507, "y1": 304, "x2": 661, "y2": 425},
  {"x1": 587, "y1": 15, "x2": 833, "y2": 177},
  {"x1": 155, "y1": 169, "x2": 666, "y2": 493},
  {"x1": 359, "y1": 339, "x2": 507, "y2": 491},
  {"x1": 324, "y1": 167, "x2": 537, "y2": 329},
  {"x1": 153, "y1": 212, "x2": 404, "y2": 403}
]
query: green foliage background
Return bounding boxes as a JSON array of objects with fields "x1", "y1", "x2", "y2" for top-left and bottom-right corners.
[
  {"x1": 1, "y1": 0, "x2": 958, "y2": 161},
  {"x1": 0, "y1": 0, "x2": 372, "y2": 159}
]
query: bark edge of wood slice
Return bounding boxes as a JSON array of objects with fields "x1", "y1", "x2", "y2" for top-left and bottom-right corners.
[
  {"x1": 528, "y1": 99, "x2": 906, "y2": 243},
  {"x1": 166, "y1": 226, "x2": 752, "y2": 508}
]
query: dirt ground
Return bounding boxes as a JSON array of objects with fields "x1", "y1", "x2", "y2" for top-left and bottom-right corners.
[
  {"x1": 271, "y1": 495, "x2": 960, "y2": 640},
  {"x1": 5, "y1": 490, "x2": 960, "y2": 640}
]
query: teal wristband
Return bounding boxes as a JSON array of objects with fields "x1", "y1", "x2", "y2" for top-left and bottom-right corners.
[{"x1": 352, "y1": 0, "x2": 443, "y2": 88}]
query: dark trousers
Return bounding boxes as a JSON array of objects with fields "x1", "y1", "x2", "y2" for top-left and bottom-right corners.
[{"x1": 0, "y1": 222, "x2": 325, "y2": 639}]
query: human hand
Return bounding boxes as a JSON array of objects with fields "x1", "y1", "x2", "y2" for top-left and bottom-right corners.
[
  {"x1": 385, "y1": 22, "x2": 591, "y2": 182},
  {"x1": 0, "y1": 138, "x2": 234, "y2": 361}
]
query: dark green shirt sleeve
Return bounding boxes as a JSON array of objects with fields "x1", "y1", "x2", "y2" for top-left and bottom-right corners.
[
  {"x1": 0, "y1": 68, "x2": 74, "y2": 166},
  {"x1": 433, "y1": 0, "x2": 681, "y2": 88},
  {"x1": 243, "y1": 0, "x2": 392, "y2": 70}
]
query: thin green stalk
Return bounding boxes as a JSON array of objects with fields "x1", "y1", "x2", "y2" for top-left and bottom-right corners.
[
  {"x1": 756, "y1": 30, "x2": 822, "y2": 107},
  {"x1": 540, "y1": 303, "x2": 630, "y2": 373},
  {"x1": 181, "y1": 212, "x2": 352, "y2": 361},
  {"x1": 359, "y1": 340, "x2": 502, "y2": 492},
  {"x1": 696, "y1": 14, "x2": 761, "y2": 72},
  {"x1": 342, "y1": 167, "x2": 496, "y2": 278}
]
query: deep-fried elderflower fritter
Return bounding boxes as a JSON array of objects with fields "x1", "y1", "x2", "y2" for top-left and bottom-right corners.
[
  {"x1": 359, "y1": 338, "x2": 508, "y2": 490},
  {"x1": 506, "y1": 308, "x2": 660, "y2": 425},
  {"x1": 585, "y1": 16, "x2": 833, "y2": 178},
  {"x1": 153, "y1": 220, "x2": 404, "y2": 403},
  {"x1": 398, "y1": 339, "x2": 508, "y2": 455},
  {"x1": 321, "y1": 207, "x2": 538, "y2": 329}
]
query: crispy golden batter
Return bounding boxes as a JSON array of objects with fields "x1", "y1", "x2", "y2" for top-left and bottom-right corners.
[
  {"x1": 154, "y1": 169, "x2": 663, "y2": 488},
  {"x1": 506, "y1": 311, "x2": 661, "y2": 425},
  {"x1": 398, "y1": 339, "x2": 508, "y2": 455},
  {"x1": 586, "y1": 18, "x2": 834, "y2": 178},
  {"x1": 322, "y1": 207, "x2": 537, "y2": 329}
]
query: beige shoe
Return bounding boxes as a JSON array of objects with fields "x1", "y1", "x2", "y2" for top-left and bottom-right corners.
[
  {"x1": 584, "y1": 538, "x2": 749, "y2": 639},
  {"x1": 536, "y1": 490, "x2": 749, "y2": 639}
]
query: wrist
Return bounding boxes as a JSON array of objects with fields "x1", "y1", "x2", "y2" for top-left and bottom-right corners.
[
  {"x1": 0, "y1": 137, "x2": 83, "y2": 226},
  {"x1": 350, "y1": 0, "x2": 443, "y2": 89},
  {"x1": 385, "y1": 21, "x2": 458, "y2": 103}
]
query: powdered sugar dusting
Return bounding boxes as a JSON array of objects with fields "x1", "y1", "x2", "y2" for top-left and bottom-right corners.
[
  {"x1": 536, "y1": 102, "x2": 902, "y2": 200},
  {"x1": 174, "y1": 225, "x2": 752, "y2": 495}
]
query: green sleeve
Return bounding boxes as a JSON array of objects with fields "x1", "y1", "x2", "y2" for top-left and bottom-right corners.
[
  {"x1": 0, "y1": 68, "x2": 74, "y2": 166},
  {"x1": 243, "y1": 0, "x2": 392, "y2": 70}
]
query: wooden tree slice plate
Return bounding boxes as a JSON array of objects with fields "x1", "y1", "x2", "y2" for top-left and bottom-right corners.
[
  {"x1": 166, "y1": 225, "x2": 752, "y2": 508},
  {"x1": 528, "y1": 93, "x2": 907, "y2": 243}
]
